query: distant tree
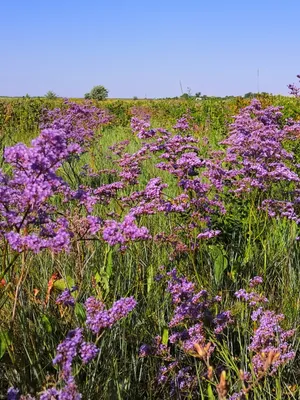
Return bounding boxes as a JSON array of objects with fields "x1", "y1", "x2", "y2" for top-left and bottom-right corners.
[
  {"x1": 180, "y1": 93, "x2": 191, "y2": 100},
  {"x1": 86, "y1": 85, "x2": 109, "y2": 101},
  {"x1": 45, "y1": 91, "x2": 58, "y2": 99},
  {"x1": 133, "y1": 96, "x2": 138, "y2": 100},
  {"x1": 244, "y1": 92, "x2": 256, "y2": 99},
  {"x1": 195, "y1": 92, "x2": 202, "y2": 98}
]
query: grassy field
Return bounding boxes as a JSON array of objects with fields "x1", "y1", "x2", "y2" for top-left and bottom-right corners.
[{"x1": 0, "y1": 97, "x2": 300, "y2": 399}]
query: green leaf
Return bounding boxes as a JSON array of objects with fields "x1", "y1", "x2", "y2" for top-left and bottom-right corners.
[
  {"x1": 53, "y1": 276, "x2": 75, "y2": 291},
  {"x1": 162, "y1": 328, "x2": 169, "y2": 345},
  {"x1": 0, "y1": 330, "x2": 12, "y2": 359},
  {"x1": 41, "y1": 315, "x2": 52, "y2": 333},
  {"x1": 94, "y1": 271, "x2": 109, "y2": 295},
  {"x1": 147, "y1": 264, "x2": 154, "y2": 294},
  {"x1": 106, "y1": 249, "x2": 113, "y2": 279},
  {"x1": 207, "y1": 384, "x2": 215, "y2": 400},
  {"x1": 94, "y1": 272, "x2": 101, "y2": 284},
  {"x1": 210, "y1": 245, "x2": 228, "y2": 285},
  {"x1": 75, "y1": 303, "x2": 86, "y2": 323}
]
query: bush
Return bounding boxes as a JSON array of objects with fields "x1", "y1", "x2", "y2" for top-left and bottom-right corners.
[
  {"x1": 85, "y1": 85, "x2": 109, "y2": 100},
  {"x1": 44, "y1": 91, "x2": 58, "y2": 99}
]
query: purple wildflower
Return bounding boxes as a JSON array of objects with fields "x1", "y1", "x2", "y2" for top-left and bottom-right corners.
[
  {"x1": 7, "y1": 387, "x2": 20, "y2": 400},
  {"x1": 249, "y1": 310, "x2": 296, "y2": 375},
  {"x1": 103, "y1": 215, "x2": 150, "y2": 246},
  {"x1": 249, "y1": 276, "x2": 263, "y2": 287},
  {"x1": 56, "y1": 289, "x2": 76, "y2": 307},
  {"x1": 53, "y1": 328, "x2": 83, "y2": 380},
  {"x1": 79, "y1": 342, "x2": 99, "y2": 364},
  {"x1": 85, "y1": 296, "x2": 136, "y2": 335},
  {"x1": 39, "y1": 388, "x2": 60, "y2": 400}
]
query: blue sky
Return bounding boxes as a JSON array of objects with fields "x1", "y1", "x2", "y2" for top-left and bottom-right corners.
[{"x1": 1, "y1": 0, "x2": 299, "y2": 98}]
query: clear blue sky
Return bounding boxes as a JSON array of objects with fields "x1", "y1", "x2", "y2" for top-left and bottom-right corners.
[{"x1": 1, "y1": 0, "x2": 299, "y2": 98}]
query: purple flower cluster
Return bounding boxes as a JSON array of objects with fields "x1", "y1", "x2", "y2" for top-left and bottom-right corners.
[
  {"x1": 40, "y1": 377, "x2": 81, "y2": 400},
  {"x1": 260, "y1": 199, "x2": 300, "y2": 223},
  {"x1": 249, "y1": 310, "x2": 295, "y2": 376},
  {"x1": 39, "y1": 327, "x2": 94, "y2": 399},
  {"x1": 0, "y1": 101, "x2": 110, "y2": 255},
  {"x1": 131, "y1": 116, "x2": 154, "y2": 139},
  {"x1": 141, "y1": 272, "x2": 296, "y2": 398},
  {"x1": 122, "y1": 178, "x2": 168, "y2": 216},
  {"x1": 117, "y1": 148, "x2": 150, "y2": 184},
  {"x1": 7, "y1": 295, "x2": 136, "y2": 398},
  {"x1": 173, "y1": 115, "x2": 191, "y2": 132},
  {"x1": 249, "y1": 276, "x2": 263, "y2": 287},
  {"x1": 79, "y1": 341, "x2": 99, "y2": 364},
  {"x1": 37, "y1": 294, "x2": 136, "y2": 399},
  {"x1": 288, "y1": 74, "x2": 300, "y2": 97},
  {"x1": 235, "y1": 288, "x2": 268, "y2": 307},
  {"x1": 85, "y1": 296, "x2": 136, "y2": 334},
  {"x1": 5, "y1": 79, "x2": 300, "y2": 399},
  {"x1": 166, "y1": 269, "x2": 232, "y2": 350},
  {"x1": 56, "y1": 288, "x2": 76, "y2": 307},
  {"x1": 139, "y1": 335, "x2": 172, "y2": 360},
  {"x1": 52, "y1": 328, "x2": 84, "y2": 380},
  {"x1": 39, "y1": 298, "x2": 121, "y2": 399},
  {"x1": 208, "y1": 99, "x2": 300, "y2": 194},
  {"x1": 7, "y1": 387, "x2": 20, "y2": 400},
  {"x1": 140, "y1": 269, "x2": 234, "y2": 394},
  {"x1": 103, "y1": 214, "x2": 150, "y2": 247}
]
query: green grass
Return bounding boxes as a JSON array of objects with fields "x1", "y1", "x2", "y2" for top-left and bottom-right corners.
[{"x1": 0, "y1": 99, "x2": 300, "y2": 399}]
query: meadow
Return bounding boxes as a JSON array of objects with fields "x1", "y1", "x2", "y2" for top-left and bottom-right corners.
[{"x1": 0, "y1": 90, "x2": 300, "y2": 399}]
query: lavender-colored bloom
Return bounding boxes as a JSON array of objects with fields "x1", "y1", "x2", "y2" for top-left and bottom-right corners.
[
  {"x1": 228, "y1": 392, "x2": 245, "y2": 400},
  {"x1": 40, "y1": 378, "x2": 82, "y2": 400},
  {"x1": 235, "y1": 286, "x2": 268, "y2": 307},
  {"x1": 157, "y1": 362, "x2": 178, "y2": 385},
  {"x1": 213, "y1": 310, "x2": 233, "y2": 334},
  {"x1": 102, "y1": 219, "x2": 126, "y2": 246},
  {"x1": 79, "y1": 341, "x2": 99, "y2": 364},
  {"x1": 167, "y1": 269, "x2": 195, "y2": 305},
  {"x1": 56, "y1": 289, "x2": 76, "y2": 307},
  {"x1": 109, "y1": 296, "x2": 137, "y2": 321},
  {"x1": 103, "y1": 214, "x2": 150, "y2": 246},
  {"x1": 173, "y1": 366, "x2": 197, "y2": 394},
  {"x1": 173, "y1": 116, "x2": 190, "y2": 131},
  {"x1": 181, "y1": 323, "x2": 206, "y2": 352},
  {"x1": 85, "y1": 296, "x2": 136, "y2": 334},
  {"x1": 7, "y1": 387, "x2": 20, "y2": 400},
  {"x1": 40, "y1": 388, "x2": 60, "y2": 400},
  {"x1": 85, "y1": 297, "x2": 111, "y2": 333},
  {"x1": 53, "y1": 328, "x2": 83, "y2": 380},
  {"x1": 0, "y1": 101, "x2": 110, "y2": 256},
  {"x1": 93, "y1": 181, "x2": 124, "y2": 205},
  {"x1": 139, "y1": 344, "x2": 153, "y2": 357},
  {"x1": 249, "y1": 310, "x2": 295, "y2": 375},
  {"x1": 206, "y1": 99, "x2": 300, "y2": 197},
  {"x1": 143, "y1": 270, "x2": 296, "y2": 398},
  {"x1": 251, "y1": 307, "x2": 263, "y2": 321},
  {"x1": 288, "y1": 75, "x2": 300, "y2": 97},
  {"x1": 260, "y1": 199, "x2": 300, "y2": 223},
  {"x1": 197, "y1": 230, "x2": 221, "y2": 240},
  {"x1": 59, "y1": 377, "x2": 82, "y2": 400},
  {"x1": 234, "y1": 289, "x2": 249, "y2": 301},
  {"x1": 130, "y1": 116, "x2": 154, "y2": 139},
  {"x1": 249, "y1": 276, "x2": 263, "y2": 287}
]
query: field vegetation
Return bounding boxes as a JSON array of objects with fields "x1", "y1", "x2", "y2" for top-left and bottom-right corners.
[{"x1": 0, "y1": 84, "x2": 300, "y2": 399}]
